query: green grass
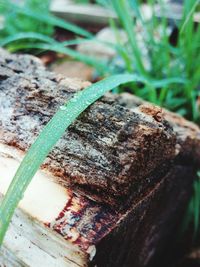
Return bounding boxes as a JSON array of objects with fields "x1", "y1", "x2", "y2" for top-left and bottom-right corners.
[
  {"x1": 183, "y1": 172, "x2": 200, "y2": 237},
  {"x1": 0, "y1": 0, "x2": 93, "y2": 40},
  {"x1": 0, "y1": 73, "x2": 179, "y2": 245},
  {"x1": 0, "y1": 0, "x2": 53, "y2": 37},
  {"x1": 1, "y1": 0, "x2": 199, "y2": 122},
  {"x1": 193, "y1": 173, "x2": 200, "y2": 236},
  {"x1": 0, "y1": 0, "x2": 200, "y2": 245},
  {"x1": 109, "y1": 0, "x2": 200, "y2": 123}
]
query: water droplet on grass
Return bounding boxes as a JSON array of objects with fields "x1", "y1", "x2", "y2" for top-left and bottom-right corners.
[
  {"x1": 71, "y1": 97, "x2": 80, "y2": 103},
  {"x1": 60, "y1": 105, "x2": 67, "y2": 111}
]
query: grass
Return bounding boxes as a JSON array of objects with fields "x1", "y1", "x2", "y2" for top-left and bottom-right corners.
[
  {"x1": 0, "y1": 0, "x2": 199, "y2": 244},
  {"x1": 110, "y1": 0, "x2": 200, "y2": 123},
  {"x1": 183, "y1": 172, "x2": 200, "y2": 237},
  {"x1": 0, "y1": 0, "x2": 93, "y2": 42},
  {"x1": 1, "y1": 0, "x2": 199, "y2": 122},
  {"x1": 0, "y1": 73, "x2": 178, "y2": 245},
  {"x1": 193, "y1": 173, "x2": 200, "y2": 236}
]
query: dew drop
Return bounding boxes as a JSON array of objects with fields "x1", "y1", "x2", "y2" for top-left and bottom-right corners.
[
  {"x1": 70, "y1": 97, "x2": 78, "y2": 103},
  {"x1": 85, "y1": 100, "x2": 91, "y2": 105},
  {"x1": 60, "y1": 105, "x2": 67, "y2": 111}
]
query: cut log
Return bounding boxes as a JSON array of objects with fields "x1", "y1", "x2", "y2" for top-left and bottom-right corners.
[
  {"x1": 50, "y1": 0, "x2": 200, "y2": 25},
  {"x1": 0, "y1": 49, "x2": 200, "y2": 267},
  {"x1": 0, "y1": 49, "x2": 178, "y2": 206}
]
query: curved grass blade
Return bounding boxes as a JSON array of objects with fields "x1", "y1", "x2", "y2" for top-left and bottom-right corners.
[
  {"x1": 0, "y1": 73, "x2": 147, "y2": 246},
  {"x1": 0, "y1": 31, "x2": 124, "y2": 53},
  {"x1": 5, "y1": 42, "x2": 109, "y2": 74},
  {"x1": 2, "y1": 1, "x2": 93, "y2": 38},
  {"x1": 0, "y1": 32, "x2": 57, "y2": 47},
  {"x1": 0, "y1": 32, "x2": 94, "y2": 50},
  {"x1": 1, "y1": 32, "x2": 188, "y2": 86},
  {"x1": 0, "y1": 74, "x2": 189, "y2": 244},
  {"x1": 0, "y1": 71, "x2": 191, "y2": 245},
  {"x1": 151, "y1": 77, "x2": 188, "y2": 88},
  {"x1": 0, "y1": 33, "x2": 108, "y2": 72},
  {"x1": 22, "y1": 8, "x2": 93, "y2": 38}
]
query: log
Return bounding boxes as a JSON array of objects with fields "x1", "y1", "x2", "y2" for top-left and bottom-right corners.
[
  {"x1": 0, "y1": 49, "x2": 200, "y2": 267},
  {"x1": 50, "y1": 0, "x2": 200, "y2": 25},
  {"x1": 0, "y1": 49, "x2": 178, "y2": 206}
]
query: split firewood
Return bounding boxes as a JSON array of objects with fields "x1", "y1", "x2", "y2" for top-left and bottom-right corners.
[{"x1": 0, "y1": 49, "x2": 199, "y2": 267}]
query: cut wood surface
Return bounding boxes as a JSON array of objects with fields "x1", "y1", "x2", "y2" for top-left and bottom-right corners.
[{"x1": 0, "y1": 49, "x2": 200, "y2": 267}]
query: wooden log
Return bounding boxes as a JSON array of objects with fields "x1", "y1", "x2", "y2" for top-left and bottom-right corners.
[
  {"x1": 50, "y1": 0, "x2": 200, "y2": 26},
  {"x1": 0, "y1": 49, "x2": 200, "y2": 266},
  {"x1": 0, "y1": 49, "x2": 178, "y2": 206}
]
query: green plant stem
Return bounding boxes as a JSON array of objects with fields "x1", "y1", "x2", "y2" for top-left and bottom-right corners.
[
  {"x1": 109, "y1": 18, "x2": 134, "y2": 73},
  {"x1": 112, "y1": 0, "x2": 147, "y2": 76}
]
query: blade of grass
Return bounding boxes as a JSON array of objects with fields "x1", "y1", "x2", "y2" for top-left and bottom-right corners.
[
  {"x1": 0, "y1": 74, "x2": 145, "y2": 245},
  {"x1": 1, "y1": 1, "x2": 93, "y2": 38},
  {"x1": 0, "y1": 72, "x2": 189, "y2": 245},
  {"x1": 182, "y1": 171, "x2": 200, "y2": 236},
  {"x1": 180, "y1": 0, "x2": 200, "y2": 34},
  {"x1": 151, "y1": 77, "x2": 188, "y2": 88},
  {"x1": 0, "y1": 31, "x2": 133, "y2": 57},
  {"x1": 3, "y1": 41, "x2": 110, "y2": 74},
  {"x1": 0, "y1": 32, "x2": 96, "y2": 49},
  {"x1": 112, "y1": 0, "x2": 147, "y2": 76},
  {"x1": 0, "y1": 32, "x2": 127, "y2": 75},
  {"x1": 0, "y1": 32, "x2": 57, "y2": 47},
  {"x1": 193, "y1": 177, "x2": 200, "y2": 235},
  {"x1": 109, "y1": 18, "x2": 134, "y2": 73}
]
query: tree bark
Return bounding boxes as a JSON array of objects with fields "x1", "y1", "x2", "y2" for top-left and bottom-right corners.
[
  {"x1": 0, "y1": 49, "x2": 200, "y2": 267},
  {"x1": 0, "y1": 49, "x2": 199, "y2": 206}
]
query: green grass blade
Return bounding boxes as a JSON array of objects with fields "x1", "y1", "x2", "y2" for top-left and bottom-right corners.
[
  {"x1": 151, "y1": 77, "x2": 188, "y2": 88},
  {"x1": 0, "y1": 68, "x2": 192, "y2": 245},
  {"x1": 183, "y1": 171, "x2": 200, "y2": 236},
  {"x1": 112, "y1": 0, "x2": 147, "y2": 75},
  {"x1": 180, "y1": 0, "x2": 199, "y2": 34},
  {"x1": 109, "y1": 18, "x2": 134, "y2": 72},
  {"x1": 2, "y1": 1, "x2": 93, "y2": 38},
  {"x1": 0, "y1": 32, "x2": 95, "y2": 48},
  {"x1": 0, "y1": 32, "x2": 57, "y2": 47},
  {"x1": 0, "y1": 32, "x2": 109, "y2": 73},
  {"x1": 0, "y1": 32, "x2": 123, "y2": 68},
  {"x1": 193, "y1": 178, "x2": 200, "y2": 235},
  {"x1": 0, "y1": 30, "x2": 120, "y2": 50},
  {"x1": 129, "y1": 0, "x2": 143, "y2": 21},
  {"x1": 23, "y1": 9, "x2": 93, "y2": 38},
  {"x1": 0, "y1": 73, "x2": 150, "y2": 246},
  {"x1": 0, "y1": 71, "x2": 188, "y2": 245},
  {"x1": 3, "y1": 41, "x2": 109, "y2": 74}
]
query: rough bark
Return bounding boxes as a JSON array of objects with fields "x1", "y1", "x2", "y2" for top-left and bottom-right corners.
[
  {"x1": 0, "y1": 49, "x2": 200, "y2": 267},
  {"x1": 0, "y1": 49, "x2": 199, "y2": 206}
]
